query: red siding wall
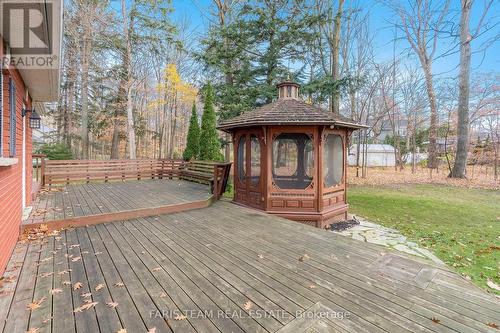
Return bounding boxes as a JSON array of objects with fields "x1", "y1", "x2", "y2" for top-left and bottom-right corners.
[{"x1": 0, "y1": 42, "x2": 33, "y2": 276}]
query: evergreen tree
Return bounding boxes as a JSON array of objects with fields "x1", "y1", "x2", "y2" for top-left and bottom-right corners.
[
  {"x1": 199, "y1": 0, "x2": 322, "y2": 119},
  {"x1": 183, "y1": 102, "x2": 200, "y2": 160},
  {"x1": 199, "y1": 84, "x2": 222, "y2": 161}
]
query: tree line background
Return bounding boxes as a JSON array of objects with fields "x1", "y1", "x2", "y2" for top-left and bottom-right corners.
[{"x1": 41, "y1": 0, "x2": 499, "y2": 179}]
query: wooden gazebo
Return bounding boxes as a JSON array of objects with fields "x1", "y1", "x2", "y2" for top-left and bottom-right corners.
[{"x1": 218, "y1": 81, "x2": 365, "y2": 228}]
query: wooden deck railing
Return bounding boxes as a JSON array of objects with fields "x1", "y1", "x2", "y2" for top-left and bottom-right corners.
[
  {"x1": 32, "y1": 154, "x2": 46, "y2": 183},
  {"x1": 41, "y1": 159, "x2": 232, "y2": 198}
]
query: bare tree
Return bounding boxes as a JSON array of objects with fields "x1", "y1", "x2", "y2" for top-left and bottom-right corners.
[
  {"x1": 120, "y1": 0, "x2": 137, "y2": 159},
  {"x1": 450, "y1": 0, "x2": 494, "y2": 178},
  {"x1": 331, "y1": 0, "x2": 344, "y2": 114},
  {"x1": 391, "y1": 0, "x2": 450, "y2": 169}
]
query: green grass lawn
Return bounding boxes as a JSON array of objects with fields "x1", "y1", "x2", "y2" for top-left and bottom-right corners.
[{"x1": 348, "y1": 184, "x2": 500, "y2": 294}]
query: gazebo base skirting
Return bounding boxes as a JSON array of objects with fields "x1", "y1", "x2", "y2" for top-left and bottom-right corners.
[{"x1": 234, "y1": 201, "x2": 348, "y2": 229}]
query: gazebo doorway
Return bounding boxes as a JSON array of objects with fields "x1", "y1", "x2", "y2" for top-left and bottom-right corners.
[{"x1": 235, "y1": 129, "x2": 264, "y2": 209}]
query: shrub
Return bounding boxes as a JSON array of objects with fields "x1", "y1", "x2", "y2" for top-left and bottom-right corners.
[{"x1": 38, "y1": 143, "x2": 73, "y2": 160}]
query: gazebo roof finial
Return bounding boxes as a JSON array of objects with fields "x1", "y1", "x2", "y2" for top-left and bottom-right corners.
[{"x1": 276, "y1": 78, "x2": 300, "y2": 100}]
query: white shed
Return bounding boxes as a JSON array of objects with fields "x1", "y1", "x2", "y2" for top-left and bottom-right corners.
[{"x1": 348, "y1": 144, "x2": 396, "y2": 167}]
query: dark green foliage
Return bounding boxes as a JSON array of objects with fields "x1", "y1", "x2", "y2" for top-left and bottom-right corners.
[
  {"x1": 198, "y1": 0, "x2": 326, "y2": 120},
  {"x1": 38, "y1": 143, "x2": 73, "y2": 160},
  {"x1": 199, "y1": 84, "x2": 223, "y2": 161},
  {"x1": 183, "y1": 102, "x2": 200, "y2": 160},
  {"x1": 384, "y1": 134, "x2": 408, "y2": 157}
]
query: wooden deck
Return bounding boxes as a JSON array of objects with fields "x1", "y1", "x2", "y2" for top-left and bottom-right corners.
[
  {"x1": 23, "y1": 180, "x2": 213, "y2": 231},
  {"x1": 2, "y1": 202, "x2": 499, "y2": 333}
]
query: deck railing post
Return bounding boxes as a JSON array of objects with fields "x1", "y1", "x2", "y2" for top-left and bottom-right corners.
[
  {"x1": 39, "y1": 154, "x2": 46, "y2": 187},
  {"x1": 213, "y1": 164, "x2": 219, "y2": 199}
]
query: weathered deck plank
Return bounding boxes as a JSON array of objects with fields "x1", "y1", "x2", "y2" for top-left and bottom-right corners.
[
  {"x1": 24, "y1": 180, "x2": 211, "y2": 226},
  {"x1": 177, "y1": 206, "x2": 497, "y2": 332},
  {"x1": 3, "y1": 200, "x2": 500, "y2": 333},
  {"x1": 0, "y1": 243, "x2": 28, "y2": 333},
  {"x1": 3, "y1": 241, "x2": 42, "y2": 333},
  {"x1": 94, "y1": 224, "x2": 174, "y2": 332}
]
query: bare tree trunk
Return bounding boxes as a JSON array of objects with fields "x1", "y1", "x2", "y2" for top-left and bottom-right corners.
[
  {"x1": 121, "y1": 0, "x2": 136, "y2": 159},
  {"x1": 110, "y1": 110, "x2": 120, "y2": 159},
  {"x1": 168, "y1": 95, "x2": 178, "y2": 159},
  {"x1": 422, "y1": 65, "x2": 438, "y2": 169},
  {"x1": 80, "y1": 14, "x2": 91, "y2": 159},
  {"x1": 495, "y1": 141, "x2": 498, "y2": 180},
  {"x1": 450, "y1": 0, "x2": 472, "y2": 178},
  {"x1": 330, "y1": 0, "x2": 344, "y2": 114}
]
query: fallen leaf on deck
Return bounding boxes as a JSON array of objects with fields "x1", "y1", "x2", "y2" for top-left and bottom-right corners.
[
  {"x1": 71, "y1": 256, "x2": 82, "y2": 262},
  {"x1": 117, "y1": 329, "x2": 127, "y2": 333},
  {"x1": 159, "y1": 293, "x2": 167, "y2": 298},
  {"x1": 0, "y1": 289, "x2": 14, "y2": 296},
  {"x1": 69, "y1": 244, "x2": 80, "y2": 249},
  {"x1": 174, "y1": 314, "x2": 186, "y2": 321},
  {"x1": 73, "y1": 282, "x2": 83, "y2": 290},
  {"x1": 50, "y1": 289, "x2": 63, "y2": 295},
  {"x1": 95, "y1": 284, "x2": 105, "y2": 291},
  {"x1": 3, "y1": 275, "x2": 17, "y2": 283},
  {"x1": 151, "y1": 267, "x2": 161, "y2": 272},
  {"x1": 42, "y1": 316, "x2": 53, "y2": 324},
  {"x1": 81, "y1": 292, "x2": 92, "y2": 298},
  {"x1": 62, "y1": 281, "x2": 71, "y2": 286},
  {"x1": 243, "y1": 301, "x2": 253, "y2": 310},
  {"x1": 26, "y1": 327, "x2": 40, "y2": 333},
  {"x1": 487, "y1": 279, "x2": 500, "y2": 291},
  {"x1": 94, "y1": 252, "x2": 103, "y2": 255},
  {"x1": 73, "y1": 301, "x2": 98, "y2": 313},
  {"x1": 38, "y1": 257, "x2": 53, "y2": 263},
  {"x1": 308, "y1": 284, "x2": 316, "y2": 289},
  {"x1": 106, "y1": 301, "x2": 118, "y2": 308},
  {"x1": 431, "y1": 317, "x2": 440, "y2": 323},
  {"x1": 58, "y1": 269, "x2": 71, "y2": 275},
  {"x1": 113, "y1": 282, "x2": 125, "y2": 287},
  {"x1": 27, "y1": 297, "x2": 47, "y2": 311},
  {"x1": 38, "y1": 272, "x2": 53, "y2": 278},
  {"x1": 148, "y1": 328, "x2": 156, "y2": 333},
  {"x1": 298, "y1": 254, "x2": 310, "y2": 262},
  {"x1": 258, "y1": 254, "x2": 264, "y2": 259},
  {"x1": 486, "y1": 322, "x2": 499, "y2": 329}
]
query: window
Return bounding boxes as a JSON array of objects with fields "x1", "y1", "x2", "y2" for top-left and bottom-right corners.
[
  {"x1": 250, "y1": 135, "x2": 260, "y2": 185},
  {"x1": 237, "y1": 136, "x2": 246, "y2": 183},
  {"x1": 9, "y1": 78, "x2": 16, "y2": 157},
  {"x1": 272, "y1": 133, "x2": 314, "y2": 189},
  {"x1": 322, "y1": 134, "x2": 343, "y2": 187}
]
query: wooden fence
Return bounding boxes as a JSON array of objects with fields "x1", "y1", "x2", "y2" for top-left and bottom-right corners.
[{"x1": 40, "y1": 159, "x2": 232, "y2": 198}]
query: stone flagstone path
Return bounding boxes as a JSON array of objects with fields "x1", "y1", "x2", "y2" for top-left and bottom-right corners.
[{"x1": 333, "y1": 215, "x2": 444, "y2": 265}]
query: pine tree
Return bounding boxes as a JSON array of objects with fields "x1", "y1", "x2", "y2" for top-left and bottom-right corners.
[
  {"x1": 199, "y1": 83, "x2": 222, "y2": 161},
  {"x1": 183, "y1": 102, "x2": 200, "y2": 160}
]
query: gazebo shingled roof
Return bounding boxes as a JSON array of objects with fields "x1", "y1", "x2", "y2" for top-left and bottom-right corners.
[{"x1": 218, "y1": 98, "x2": 365, "y2": 131}]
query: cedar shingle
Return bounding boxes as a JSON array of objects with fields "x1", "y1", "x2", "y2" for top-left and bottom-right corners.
[{"x1": 217, "y1": 98, "x2": 364, "y2": 131}]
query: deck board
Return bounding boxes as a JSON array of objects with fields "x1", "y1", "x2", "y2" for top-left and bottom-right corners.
[
  {"x1": 23, "y1": 180, "x2": 212, "y2": 231},
  {"x1": 2, "y1": 201, "x2": 500, "y2": 333}
]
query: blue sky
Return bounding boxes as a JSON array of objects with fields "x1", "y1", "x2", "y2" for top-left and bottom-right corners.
[{"x1": 171, "y1": 0, "x2": 499, "y2": 79}]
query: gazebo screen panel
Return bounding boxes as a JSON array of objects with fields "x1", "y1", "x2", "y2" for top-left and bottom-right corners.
[
  {"x1": 237, "y1": 136, "x2": 246, "y2": 183},
  {"x1": 323, "y1": 134, "x2": 343, "y2": 187},
  {"x1": 272, "y1": 133, "x2": 314, "y2": 190},
  {"x1": 250, "y1": 135, "x2": 261, "y2": 185}
]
